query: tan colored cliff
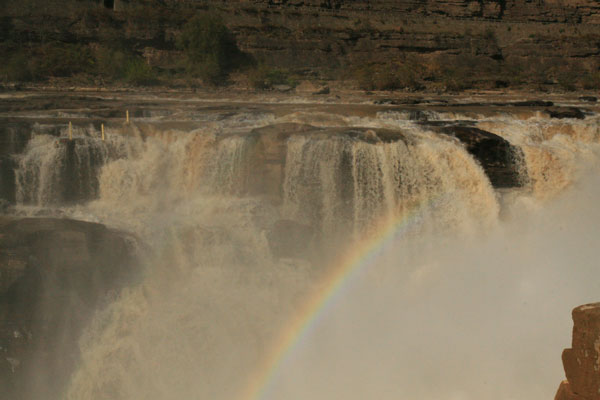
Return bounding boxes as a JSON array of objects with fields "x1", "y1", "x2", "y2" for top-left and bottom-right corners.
[{"x1": 555, "y1": 303, "x2": 600, "y2": 400}]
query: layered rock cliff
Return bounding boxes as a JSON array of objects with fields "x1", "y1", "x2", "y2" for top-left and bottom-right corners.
[{"x1": 1, "y1": 0, "x2": 599, "y2": 88}]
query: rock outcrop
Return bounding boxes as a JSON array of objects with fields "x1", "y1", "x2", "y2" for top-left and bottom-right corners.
[
  {"x1": 555, "y1": 303, "x2": 600, "y2": 400},
  {"x1": 433, "y1": 125, "x2": 525, "y2": 188},
  {"x1": 0, "y1": 217, "x2": 140, "y2": 400}
]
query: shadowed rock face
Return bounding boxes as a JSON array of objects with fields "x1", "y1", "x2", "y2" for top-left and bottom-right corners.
[
  {"x1": 0, "y1": 122, "x2": 33, "y2": 204},
  {"x1": 0, "y1": 217, "x2": 140, "y2": 400},
  {"x1": 433, "y1": 125, "x2": 525, "y2": 188},
  {"x1": 555, "y1": 303, "x2": 600, "y2": 400}
]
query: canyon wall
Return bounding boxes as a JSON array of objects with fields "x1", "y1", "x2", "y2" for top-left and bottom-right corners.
[{"x1": 1, "y1": 0, "x2": 599, "y2": 86}]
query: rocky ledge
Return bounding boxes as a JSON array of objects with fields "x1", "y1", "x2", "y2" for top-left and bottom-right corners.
[
  {"x1": 555, "y1": 303, "x2": 600, "y2": 400},
  {"x1": 0, "y1": 217, "x2": 140, "y2": 400}
]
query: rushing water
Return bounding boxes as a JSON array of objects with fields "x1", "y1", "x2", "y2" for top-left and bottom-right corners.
[{"x1": 6, "y1": 104, "x2": 600, "y2": 400}]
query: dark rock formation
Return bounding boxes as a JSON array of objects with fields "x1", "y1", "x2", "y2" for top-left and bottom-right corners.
[
  {"x1": 546, "y1": 107, "x2": 587, "y2": 120},
  {"x1": 0, "y1": 217, "x2": 140, "y2": 400},
  {"x1": 58, "y1": 138, "x2": 111, "y2": 204},
  {"x1": 511, "y1": 100, "x2": 554, "y2": 107},
  {"x1": 0, "y1": 156, "x2": 16, "y2": 205},
  {"x1": 555, "y1": 303, "x2": 600, "y2": 400},
  {"x1": 432, "y1": 126, "x2": 524, "y2": 188},
  {"x1": 0, "y1": 122, "x2": 33, "y2": 204}
]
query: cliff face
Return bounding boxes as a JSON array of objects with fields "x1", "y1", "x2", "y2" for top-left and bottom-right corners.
[
  {"x1": 213, "y1": 0, "x2": 600, "y2": 56},
  {"x1": 0, "y1": 217, "x2": 140, "y2": 400},
  {"x1": 1, "y1": 0, "x2": 599, "y2": 88},
  {"x1": 555, "y1": 303, "x2": 600, "y2": 400}
]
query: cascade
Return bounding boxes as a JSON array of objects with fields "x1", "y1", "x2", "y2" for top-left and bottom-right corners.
[{"x1": 1, "y1": 100, "x2": 599, "y2": 400}]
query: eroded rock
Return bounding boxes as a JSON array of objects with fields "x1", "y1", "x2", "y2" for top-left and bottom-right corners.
[{"x1": 555, "y1": 303, "x2": 600, "y2": 400}]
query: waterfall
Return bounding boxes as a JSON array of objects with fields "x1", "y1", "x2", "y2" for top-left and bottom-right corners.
[
  {"x1": 15, "y1": 133, "x2": 128, "y2": 206},
  {"x1": 2, "y1": 103, "x2": 600, "y2": 400},
  {"x1": 282, "y1": 131, "x2": 498, "y2": 241}
]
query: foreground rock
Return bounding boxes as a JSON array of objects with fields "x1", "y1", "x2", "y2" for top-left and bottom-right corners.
[
  {"x1": 0, "y1": 217, "x2": 140, "y2": 400},
  {"x1": 555, "y1": 303, "x2": 600, "y2": 400}
]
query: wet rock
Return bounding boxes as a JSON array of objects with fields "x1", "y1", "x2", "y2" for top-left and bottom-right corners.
[
  {"x1": 511, "y1": 100, "x2": 554, "y2": 107},
  {"x1": 0, "y1": 217, "x2": 140, "y2": 400},
  {"x1": 0, "y1": 199, "x2": 10, "y2": 214},
  {"x1": 247, "y1": 123, "x2": 317, "y2": 200},
  {"x1": 555, "y1": 303, "x2": 600, "y2": 400},
  {"x1": 0, "y1": 156, "x2": 15, "y2": 204},
  {"x1": 546, "y1": 107, "x2": 586, "y2": 120},
  {"x1": 0, "y1": 122, "x2": 33, "y2": 156},
  {"x1": 433, "y1": 126, "x2": 524, "y2": 188}
]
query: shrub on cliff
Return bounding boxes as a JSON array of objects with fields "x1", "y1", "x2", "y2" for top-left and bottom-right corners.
[
  {"x1": 95, "y1": 46, "x2": 157, "y2": 86},
  {"x1": 2, "y1": 43, "x2": 94, "y2": 82},
  {"x1": 247, "y1": 65, "x2": 297, "y2": 90},
  {"x1": 37, "y1": 43, "x2": 94, "y2": 78},
  {"x1": 176, "y1": 13, "x2": 245, "y2": 85},
  {"x1": 1, "y1": 51, "x2": 37, "y2": 82}
]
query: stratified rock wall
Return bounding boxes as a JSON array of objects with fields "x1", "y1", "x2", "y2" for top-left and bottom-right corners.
[
  {"x1": 555, "y1": 303, "x2": 600, "y2": 400},
  {"x1": 2, "y1": 0, "x2": 599, "y2": 82}
]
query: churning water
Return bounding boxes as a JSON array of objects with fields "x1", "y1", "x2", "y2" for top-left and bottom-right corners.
[{"x1": 9, "y1": 104, "x2": 600, "y2": 400}]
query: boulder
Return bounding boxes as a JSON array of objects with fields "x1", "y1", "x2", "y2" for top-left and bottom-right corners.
[
  {"x1": 555, "y1": 303, "x2": 600, "y2": 400},
  {"x1": 432, "y1": 125, "x2": 524, "y2": 188},
  {"x1": 0, "y1": 217, "x2": 140, "y2": 400},
  {"x1": 546, "y1": 107, "x2": 586, "y2": 120}
]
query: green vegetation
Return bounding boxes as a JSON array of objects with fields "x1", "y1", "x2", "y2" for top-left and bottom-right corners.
[
  {"x1": 247, "y1": 65, "x2": 298, "y2": 89},
  {"x1": 37, "y1": 43, "x2": 94, "y2": 77},
  {"x1": 176, "y1": 13, "x2": 247, "y2": 85},
  {"x1": 1, "y1": 51, "x2": 36, "y2": 82},
  {"x1": 95, "y1": 46, "x2": 157, "y2": 85},
  {"x1": 1, "y1": 44, "x2": 94, "y2": 82}
]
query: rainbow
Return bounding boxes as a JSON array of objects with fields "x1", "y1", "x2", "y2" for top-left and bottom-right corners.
[{"x1": 238, "y1": 197, "x2": 441, "y2": 400}]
